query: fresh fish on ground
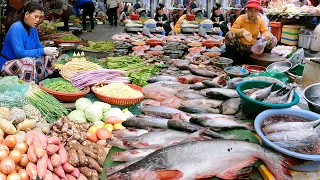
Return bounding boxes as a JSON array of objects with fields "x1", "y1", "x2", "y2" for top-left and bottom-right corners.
[
  {"x1": 181, "y1": 99, "x2": 223, "y2": 109},
  {"x1": 190, "y1": 116, "x2": 253, "y2": 131},
  {"x1": 226, "y1": 77, "x2": 245, "y2": 89},
  {"x1": 139, "y1": 106, "x2": 187, "y2": 119},
  {"x1": 107, "y1": 140, "x2": 299, "y2": 180},
  {"x1": 190, "y1": 68, "x2": 220, "y2": 78},
  {"x1": 266, "y1": 125, "x2": 320, "y2": 141},
  {"x1": 178, "y1": 75, "x2": 211, "y2": 84},
  {"x1": 113, "y1": 129, "x2": 149, "y2": 138},
  {"x1": 172, "y1": 60, "x2": 191, "y2": 70},
  {"x1": 106, "y1": 137, "x2": 133, "y2": 150},
  {"x1": 249, "y1": 83, "x2": 275, "y2": 101},
  {"x1": 202, "y1": 74, "x2": 227, "y2": 88},
  {"x1": 160, "y1": 83, "x2": 194, "y2": 91},
  {"x1": 191, "y1": 82, "x2": 207, "y2": 90},
  {"x1": 110, "y1": 149, "x2": 158, "y2": 162},
  {"x1": 142, "y1": 84, "x2": 177, "y2": 101},
  {"x1": 274, "y1": 140, "x2": 320, "y2": 154},
  {"x1": 262, "y1": 119, "x2": 320, "y2": 134},
  {"x1": 167, "y1": 119, "x2": 235, "y2": 139},
  {"x1": 179, "y1": 106, "x2": 220, "y2": 114},
  {"x1": 205, "y1": 88, "x2": 239, "y2": 100},
  {"x1": 220, "y1": 98, "x2": 241, "y2": 115},
  {"x1": 123, "y1": 129, "x2": 208, "y2": 149},
  {"x1": 140, "y1": 99, "x2": 162, "y2": 106},
  {"x1": 123, "y1": 115, "x2": 169, "y2": 129},
  {"x1": 148, "y1": 76, "x2": 178, "y2": 83},
  {"x1": 176, "y1": 92, "x2": 206, "y2": 100},
  {"x1": 160, "y1": 97, "x2": 182, "y2": 109},
  {"x1": 106, "y1": 161, "x2": 137, "y2": 176}
]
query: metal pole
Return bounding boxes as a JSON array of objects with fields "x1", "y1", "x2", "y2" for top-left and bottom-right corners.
[
  {"x1": 151, "y1": 0, "x2": 155, "y2": 18},
  {"x1": 206, "y1": 0, "x2": 211, "y2": 18}
]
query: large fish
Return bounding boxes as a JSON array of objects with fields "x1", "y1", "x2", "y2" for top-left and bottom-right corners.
[
  {"x1": 106, "y1": 137, "x2": 133, "y2": 150},
  {"x1": 201, "y1": 74, "x2": 227, "y2": 88},
  {"x1": 181, "y1": 99, "x2": 223, "y2": 109},
  {"x1": 142, "y1": 84, "x2": 177, "y2": 102},
  {"x1": 160, "y1": 97, "x2": 182, "y2": 109},
  {"x1": 274, "y1": 139, "x2": 320, "y2": 154},
  {"x1": 220, "y1": 98, "x2": 241, "y2": 115},
  {"x1": 123, "y1": 129, "x2": 208, "y2": 149},
  {"x1": 113, "y1": 129, "x2": 149, "y2": 138},
  {"x1": 140, "y1": 99, "x2": 162, "y2": 106},
  {"x1": 139, "y1": 106, "x2": 187, "y2": 119},
  {"x1": 167, "y1": 119, "x2": 235, "y2": 139},
  {"x1": 110, "y1": 149, "x2": 158, "y2": 162},
  {"x1": 178, "y1": 75, "x2": 211, "y2": 84},
  {"x1": 191, "y1": 82, "x2": 208, "y2": 90},
  {"x1": 266, "y1": 125, "x2": 320, "y2": 142},
  {"x1": 262, "y1": 119, "x2": 320, "y2": 134},
  {"x1": 179, "y1": 106, "x2": 220, "y2": 114},
  {"x1": 264, "y1": 89, "x2": 291, "y2": 104},
  {"x1": 123, "y1": 115, "x2": 169, "y2": 129},
  {"x1": 176, "y1": 92, "x2": 206, "y2": 100},
  {"x1": 249, "y1": 83, "x2": 274, "y2": 101},
  {"x1": 190, "y1": 68, "x2": 220, "y2": 78},
  {"x1": 226, "y1": 77, "x2": 245, "y2": 89},
  {"x1": 107, "y1": 140, "x2": 299, "y2": 180},
  {"x1": 204, "y1": 88, "x2": 239, "y2": 100},
  {"x1": 190, "y1": 116, "x2": 253, "y2": 131},
  {"x1": 148, "y1": 76, "x2": 178, "y2": 83}
]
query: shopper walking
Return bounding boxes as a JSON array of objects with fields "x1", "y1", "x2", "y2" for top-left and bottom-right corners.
[
  {"x1": 75, "y1": 0, "x2": 95, "y2": 32},
  {"x1": 107, "y1": 0, "x2": 120, "y2": 26}
]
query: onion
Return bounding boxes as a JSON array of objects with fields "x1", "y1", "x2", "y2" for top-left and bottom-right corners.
[
  {"x1": 9, "y1": 150, "x2": 22, "y2": 163},
  {"x1": 7, "y1": 172, "x2": 20, "y2": 180},
  {"x1": 0, "y1": 158, "x2": 15, "y2": 174},
  {"x1": 0, "y1": 150, "x2": 8, "y2": 161},
  {"x1": 14, "y1": 142, "x2": 28, "y2": 154},
  {"x1": 19, "y1": 154, "x2": 29, "y2": 167},
  {"x1": 3, "y1": 136, "x2": 17, "y2": 150},
  {"x1": 0, "y1": 137, "x2": 4, "y2": 144},
  {"x1": 18, "y1": 169, "x2": 29, "y2": 180},
  {"x1": 0, "y1": 172, "x2": 6, "y2": 180}
]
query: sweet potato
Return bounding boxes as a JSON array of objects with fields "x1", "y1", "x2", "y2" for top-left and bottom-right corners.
[
  {"x1": 37, "y1": 151, "x2": 48, "y2": 179},
  {"x1": 62, "y1": 162, "x2": 74, "y2": 173},
  {"x1": 47, "y1": 159, "x2": 54, "y2": 171},
  {"x1": 70, "y1": 168, "x2": 80, "y2": 178},
  {"x1": 78, "y1": 174, "x2": 88, "y2": 180},
  {"x1": 87, "y1": 157, "x2": 102, "y2": 173},
  {"x1": 25, "y1": 131, "x2": 34, "y2": 146},
  {"x1": 33, "y1": 139, "x2": 44, "y2": 158},
  {"x1": 48, "y1": 137, "x2": 61, "y2": 146},
  {"x1": 59, "y1": 145, "x2": 68, "y2": 164},
  {"x1": 79, "y1": 167, "x2": 93, "y2": 178},
  {"x1": 27, "y1": 145, "x2": 38, "y2": 163},
  {"x1": 51, "y1": 154, "x2": 62, "y2": 167},
  {"x1": 43, "y1": 170, "x2": 53, "y2": 180},
  {"x1": 67, "y1": 149, "x2": 79, "y2": 167},
  {"x1": 54, "y1": 165, "x2": 66, "y2": 179},
  {"x1": 38, "y1": 132, "x2": 48, "y2": 149},
  {"x1": 47, "y1": 144, "x2": 60, "y2": 155},
  {"x1": 66, "y1": 174, "x2": 77, "y2": 180},
  {"x1": 52, "y1": 173, "x2": 60, "y2": 180},
  {"x1": 26, "y1": 162, "x2": 37, "y2": 179}
]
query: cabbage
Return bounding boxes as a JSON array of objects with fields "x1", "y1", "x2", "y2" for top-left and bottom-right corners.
[
  {"x1": 75, "y1": 98, "x2": 92, "y2": 111},
  {"x1": 102, "y1": 108, "x2": 126, "y2": 120},
  {"x1": 93, "y1": 102, "x2": 111, "y2": 112},
  {"x1": 85, "y1": 104, "x2": 102, "y2": 122},
  {"x1": 122, "y1": 108, "x2": 134, "y2": 120},
  {"x1": 68, "y1": 110, "x2": 86, "y2": 123}
]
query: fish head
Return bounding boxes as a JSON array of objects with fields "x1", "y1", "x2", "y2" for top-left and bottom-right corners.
[{"x1": 189, "y1": 117, "x2": 207, "y2": 125}]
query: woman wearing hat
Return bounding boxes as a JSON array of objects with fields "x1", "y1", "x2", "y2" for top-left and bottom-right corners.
[
  {"x1": 172, "y1": 7, "x2": 201, "y2": 34},
  {"x1": 225, "y1": 0, "x2": 276, "y2": 63},
  {"x1": 136, "y1": 8, "x2": 148, "y2": 22}
]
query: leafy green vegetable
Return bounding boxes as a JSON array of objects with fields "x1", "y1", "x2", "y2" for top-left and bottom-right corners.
[
  {"x1": 86, "y1": 56, "x2": 108, "y2": 68},
  {"x1": 68, "y1": 110, "x2": 87, "y2": 122},
  {"x1": 80, "y1": 41, "x2": 115, "y2": 53},
  {"x1": 128, "y1": 65, "x2": 159, "y2": 87},
  {"x1": 59, "y1": 34, "x2": 80, "y2": 41},
  {"x1": 102, "y1": 56, "x2": 146, "y2": 71},
  {"x1": 45, "y1": 81, "x2": 81, "y2": 93}
]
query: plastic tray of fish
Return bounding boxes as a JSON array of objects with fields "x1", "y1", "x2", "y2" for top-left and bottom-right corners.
[
  {"x1": 126, "y1": 27, "x2": 143, "y2": 32},
  {"x1": 182, "y1": 27, "x2": 198, "y2": 33}
]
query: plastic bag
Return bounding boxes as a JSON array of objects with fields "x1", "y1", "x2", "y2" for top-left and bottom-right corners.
[
  {"x1": 251, "y1": 39, "x2": 268, "y2": 55},
  {"x1": 248, "y1": 70, "x2": 290, "y2": 84},
  {"x1": 0, "y1": 76, "x2": 29, "y2": 95}
]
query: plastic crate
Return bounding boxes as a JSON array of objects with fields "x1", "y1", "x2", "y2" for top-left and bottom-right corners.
[
  {"x1": 298, "y1": 34, "x2": 313, "y2": 49},
  {"x1": 270, "y1": 22, "x2": 282, "y2": 41}
]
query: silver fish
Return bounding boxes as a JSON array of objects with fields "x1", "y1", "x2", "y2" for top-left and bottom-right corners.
[
  {"x1": 112, "y1": 129, "x2": 149, "y2": 138},
  {"x1": 107, "y1": 140, "x2": 298, "y2": 180},
  {"x1": 179, "y1": 106, "x2": 220, "y2": 114},
  {"x1": 148, "y1": 76, "x2": 178, "y2": 83},
  {"x1": 139, "y1": 106, "x2": 186, "y2": 119},
  {"x1": 286, "y1": 88, "x2": 295, "y2": 103},
  {"x1": 249, "y1": 83, "x2": 275, "y2": 101},
  {"x1": 106, "y1": 161, "x2": 137, "y2": 176},
  {"x1": 190, "y1": 68, "x2": 220, "y2": 78},
  {"x1": 226, "y1": 78, "x2": 245, "y2": 89},
  {"x1": 204, "y1": 88, "x2": 239, "y2": 100},
  {"x1": 106, "y1": 137, "x2": 133, "y2": 150},
  {"x1": 266, "y1": 125, "x2": 320, "y2": 141},
  {"x1": 274, "y1": 140, "x2": 320, "y2": 154},
  {"x1": 220, "y1": 98, "x2": 241, "y2": 115},
  {"x1": 191, "y1": 82, "x2": 208, "y2": 90},
  {"x1": 264, "y1": 89, "x2": 291, "y2": 104},
  {"x1": 176, "y1": 92, "x2": 206, "y2": 100},
  {"x1": 110, "y1": 149, "x2": 158, "y2": 162},
  {"x1": 181, "y1": 99, "x2": 223, "y2": 109},
  {"x1": 123, "y1": 115, "x2": 169, "y2": 129},
  {"x1": 262, "y1": 119, "x2": 320, "y2": 134}
]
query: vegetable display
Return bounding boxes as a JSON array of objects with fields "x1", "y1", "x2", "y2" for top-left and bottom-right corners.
[
  {"x1": 0, "y1": 91, "x2": 29, "y2": 108},
  {"x1": 102, "y1": 56, "x2": 146, "y2": 71},
  {"x1": 80, "y1": 41, "x2": 115, "y2": 53},
  {"x1": 60, "y1": 60, "x2": 103, "y2": 81},
  {"x1": 59, "y1": 34, "x2": 80, "y2": 41},
  {"x1": 128, "y1": 66, "x2": 159, "y2": 87},
  {"x1": 45, "y1": 81, "x2": 81, "y2": 93},
  {"x1": 93, "y1": 83, "x2": 143, "y2": 98}
]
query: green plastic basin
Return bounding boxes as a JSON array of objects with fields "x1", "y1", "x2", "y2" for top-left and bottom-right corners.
[{"x1": 236, "y1": 80, "x2": 300, "y2": 118}]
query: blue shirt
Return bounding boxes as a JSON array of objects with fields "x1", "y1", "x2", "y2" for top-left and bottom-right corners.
[
  {"x1": 0, "y1": 21, "x2": 44, "y2": 70},
  {"x1": 75, "y1": 0, "x2": 93, "y2": 16}
]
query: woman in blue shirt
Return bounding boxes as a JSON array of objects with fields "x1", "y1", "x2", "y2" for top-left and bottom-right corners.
[{"x1": 0, "y1": 2, "x2": 58, "y2": 83}]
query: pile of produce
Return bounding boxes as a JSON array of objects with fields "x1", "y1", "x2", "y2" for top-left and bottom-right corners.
[
  {"x1": 58, "y1": 34, "x2": 80, "y2": 41},
  {"x1": 71, "y1": 69, "x2": 129, "y2": 89},
  {"x1": 128, "y1": 66, "x2": 159, "y2": 87},
  {"x1": 59, "y1": 60, "x2": 103, "y2": 81},
  {"x1": 0, "y1": 91, "x2": 29, "y2": 108},
  {"x1": 44, "y1": 81, "x2": 82, "y2": 93},
  {"x1": 80, "y1": 41, "x2": 115, "y2": 53},
  {"x1": 103, "y1": 56, "x2": 146, "y2": 71},
  {"x1": 93, "y1": 83, "x2": 144, "y2": 98}
]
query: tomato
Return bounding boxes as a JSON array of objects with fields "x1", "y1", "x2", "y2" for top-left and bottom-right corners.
[
  {"x1": 96, "y1": 128, "x2": 112, "y2": 140},
  {"x1": 86, "y1": 132, "x2": 98, "y2": 143}
]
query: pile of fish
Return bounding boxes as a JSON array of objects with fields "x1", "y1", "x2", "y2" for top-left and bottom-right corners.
[
  {"x1": 245, "y1": 83, "x2": 296, "y2": 104},
  {"x1": 262, "y1": 115, "x2": 320, "y2": 155}
]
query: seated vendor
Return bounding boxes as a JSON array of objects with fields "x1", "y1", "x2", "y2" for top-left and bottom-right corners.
[
  {"x1": 225, "y1": 0, "x2": 276, "y2": 63},
  {"x1": 172, "y1": 6, "x2": 199, "y2": 34},
  {"x1": 154, "y1": 7, "x2": 168, "y2": 27},
  {"x1": 211, "y1": 5, "x2": 228, "y2": 36},
  {"x1": 136, "y1": 8, "x2": 148, "y2": 22},
  {"x1": 0, "y1": 2, "x2": 58, "y2": 83}
]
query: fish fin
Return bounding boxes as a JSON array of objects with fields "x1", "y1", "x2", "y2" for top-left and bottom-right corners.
[
  {"x1": 215, "y1": 158, "x2": 257, "y2": 179},
  {"x1": 147, "y1": 170, "x2": 183, "y2": 180},
  {"x1": 314, "y1": 123, "x2": 320, "y2": 132},
  {"x1": 187, "y1": 127, "x2": 210, "y2": 140},
  {"x1": 243, "y1": 122, "x2": 254, "y2": 131}
]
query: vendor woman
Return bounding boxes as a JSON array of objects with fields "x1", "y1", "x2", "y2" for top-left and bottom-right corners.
[
  {"x1": 172, "y1": 7, "x2": 201, "y2": 34},
  {"x1": 0, "y1": 2, "x2": 58, "y2": 83},
  {"x1": 225, "y1": 0, "x2": 276, "y2": 63}
]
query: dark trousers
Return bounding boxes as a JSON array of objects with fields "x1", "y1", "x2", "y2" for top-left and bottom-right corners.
[
  {"x1": 81, "y1": 2, "x2": 95, "y2": 31},
  {"x1": 62, "y1": 15, "x2": 69, "y2": 31},
  {"x1": 109, "y1": 7, "x2": 118, "y2": 25},
  {"x1": 163, "y1": 21, "x2": 171, "y2": 36}
]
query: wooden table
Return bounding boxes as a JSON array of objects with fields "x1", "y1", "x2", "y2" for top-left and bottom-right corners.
[{"x1": 250, "y1": 53, "x2": 286, "y2": 67}]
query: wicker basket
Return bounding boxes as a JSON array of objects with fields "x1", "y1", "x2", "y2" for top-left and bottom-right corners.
[
  {"x1": 91, "y1": 84, "x2": 144, "y2": 106},
  {"x1": 39, "y1": 81, "x2": 90, "y2": 102}
]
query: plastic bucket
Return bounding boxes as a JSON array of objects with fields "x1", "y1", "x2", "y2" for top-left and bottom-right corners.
[
  {"x1": 298, "y1": 34, "x2": 313, "y2": 49},
  {"x1": 270, "y1": 22, "x2": 282, "y2": 42}
]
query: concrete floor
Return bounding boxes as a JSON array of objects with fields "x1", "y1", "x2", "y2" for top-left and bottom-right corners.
[{"x1": 79, "y1": 24, "x2": 126, "y2": 41}]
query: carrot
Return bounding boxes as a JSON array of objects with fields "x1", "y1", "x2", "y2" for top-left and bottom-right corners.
[
  {"x1": 27, "y1": 145, "x2": 38, "y2": 163},
  {"x1": 51, "y1": 154, "x2": 62, "y2": 167},
  {"x1": 62, "y1": 162, "x2": 74, "y2": 173},
  {"x1": 46, "y1": 144, "x2": 59, "y2": 155},
  {"x1": 25, "y1": 131, "x2": 34, "y2": 146},
  {"x1": 38, "y1": 132, "x2": 48, "y2": 149},
  {"x1": 58, "y1": 145, "x2": 68, "y2": 164},
  {"x1": 66, "y1": 174, "x2": 77, "y2": 180},
  {"x1": 33, "y1": 139, "x2": 44, "y2": 158},
  {"x1": 54, "y1": 165, "x2": 66, "y2": 179},
  {"x1": 48, "y1": 137, "x2": 61, "y2": 146},
  {"x1": 16, "y1": 119, "x2": 36, "y2": 131},
  {"x1": 0, "y1": 118, "x2": 16, "y2": 134},
  {"x1": 78, "y1": 173, "x2": 88, "y2": 180},
  {"x1": 26, "y1": 162, "x2": 37, "y2": 179},
  {"x1": 47, "y1": 159, "x2": 54, "y2": 171},
  {"x1": 70, "y1": 168, "x2": 80, "y2": 178},
  {"x1": 37, "y1": 151, "x2": 48, "y2": 179},
  {"x1": 43, "y1": 170, "x2": 53, "y2": 180},
  {"x1": 52, "y1": 173, "x2": 60, "y2": 180}
]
